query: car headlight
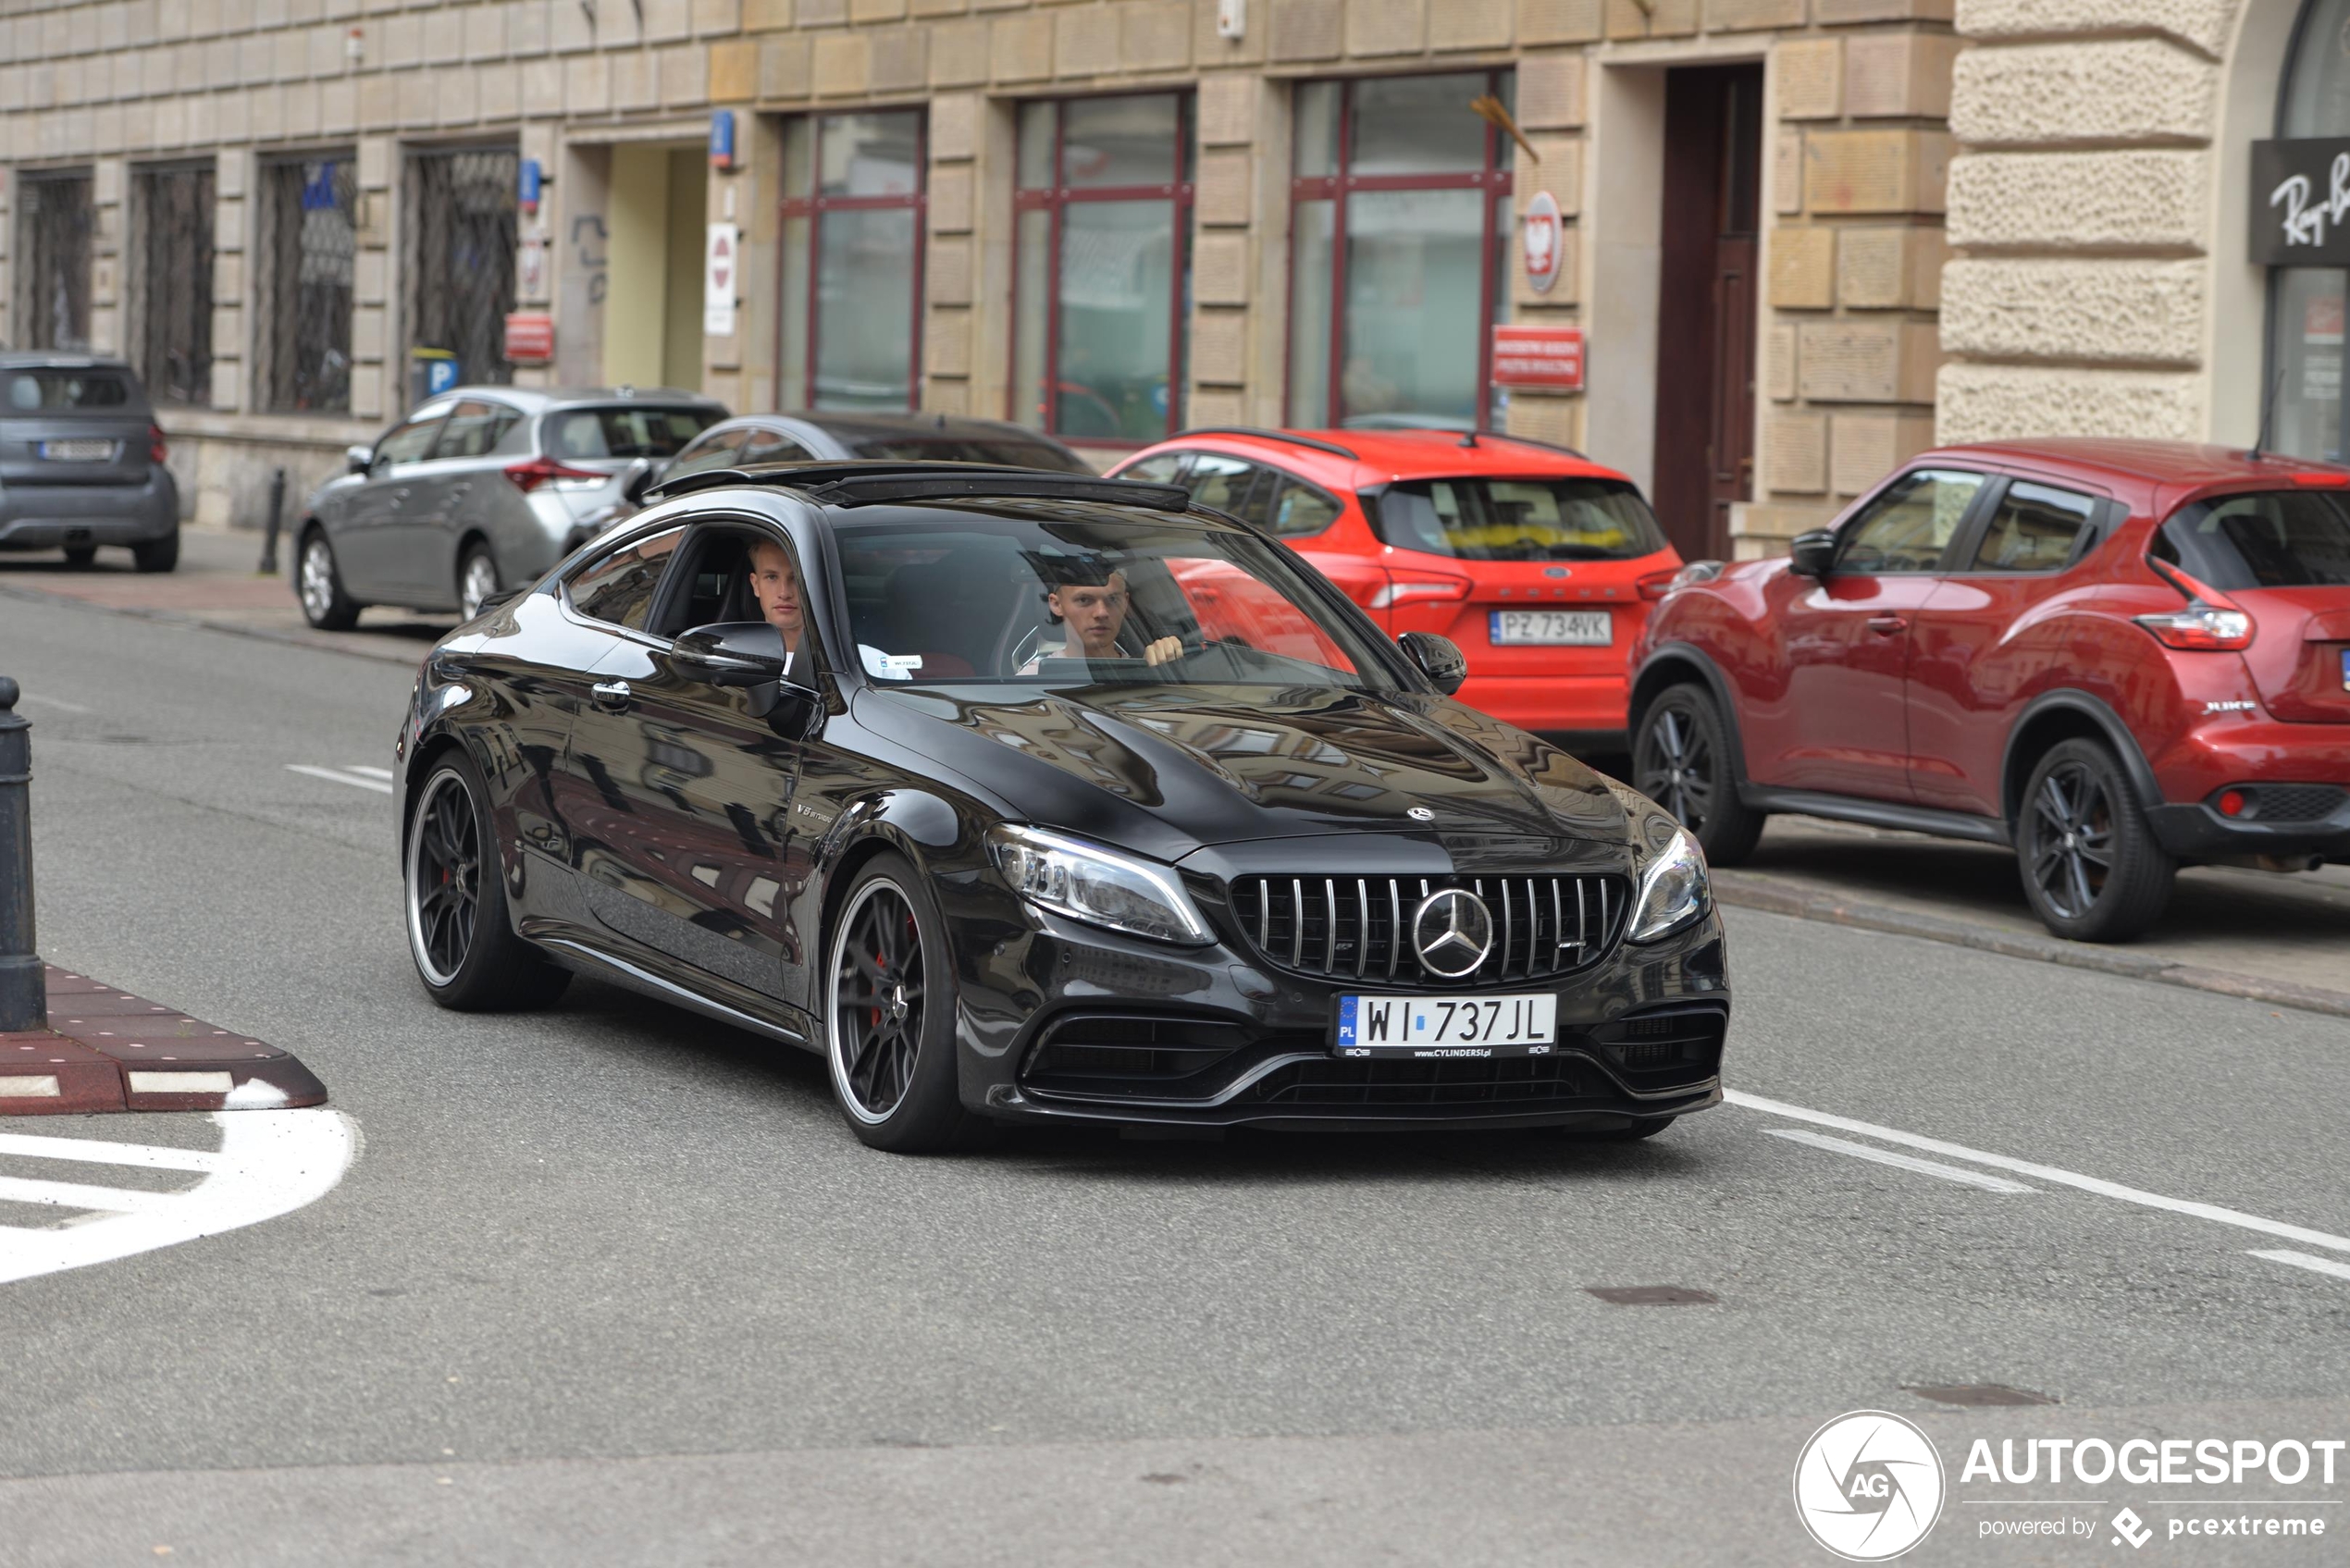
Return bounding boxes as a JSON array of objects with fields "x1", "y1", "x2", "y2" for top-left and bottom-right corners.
[
  {"x1": 1620, "y1": 798, "x2": 1710, "y2": 944},
  {"x1": 987, "y1": 824, "x2": 1212, "y2": 946}
]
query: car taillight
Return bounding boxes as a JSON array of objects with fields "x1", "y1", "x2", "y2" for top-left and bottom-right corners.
[
  {"x1": 2136, "y1": 557, "x2": 2256, "y2": 650},
  {"x1": 504, "y1": 457, "x2": 603, "y2": 493},
  {"x1": 148, "y1": 425, "x2": 167, "y2": 463},
  {"x1": 1637, "y1": 569, "x2": 1679, "y2": 600},
  {"x1": 1369, "y1": 577, "x2": 1470, "y2": 610}
]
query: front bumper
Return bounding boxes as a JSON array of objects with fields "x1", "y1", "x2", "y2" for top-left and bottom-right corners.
[
  {"x1": 955, "y1": 904, "x2": 1731, "y2": 1131},
  {"x1": 0, "y1": 473, "x2": 178, "y2": 547}
]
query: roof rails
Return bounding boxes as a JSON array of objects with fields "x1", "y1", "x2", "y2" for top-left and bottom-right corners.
[
  {"x1": 645, "y1": 459, "x2": 1193, "y2": 512},
  {"x1": 1171, "y1": 426, "x2": 1360, "y2": 461},
  {"x1": 1476, "y1": 431, "x2": 1589, "y2": 460}
]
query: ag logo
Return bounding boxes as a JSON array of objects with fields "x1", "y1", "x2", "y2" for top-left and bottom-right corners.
[{"x1": 1793, "y1": 1411, "x2": 1945, "y2": 1561}]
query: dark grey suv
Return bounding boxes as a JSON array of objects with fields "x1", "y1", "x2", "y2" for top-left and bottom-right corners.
[
  {"x1": 0, "y1": 353, "x2": 180, "y2": 572},
  {"x1": 295, "y1": 386, "x2": 724, "y2": 628}
]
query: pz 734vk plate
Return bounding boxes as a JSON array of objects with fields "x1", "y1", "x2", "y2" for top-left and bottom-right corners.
[
  {"x1": 1490, "y1": 608, "x2": 1612, "y2": 646},
  {"x1": 1334, "y1": 992, "x2": 1559, "y2": 1059}
]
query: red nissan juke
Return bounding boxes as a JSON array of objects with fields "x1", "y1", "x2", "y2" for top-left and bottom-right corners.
[
  {"x1": 1630, "y1": 439, "x2": 2350, "y2": 942},
  {"x1": 1108, "y1": 428, "x2": 1684, "y2": 743}
]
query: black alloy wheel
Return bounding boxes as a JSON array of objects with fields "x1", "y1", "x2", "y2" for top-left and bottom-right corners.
[
  {"x1": 1634, "y1": 684, "x2": 1763, "y2": 865},
  {"x1": 2014, "y1": 737, "x2": 2174, "y2": 944},
  {"x1": 403, "y1": 751, "x2": 571, "y2": 1009},
  {"x1": 825, "y1": 855, "x2": 987, "y2": 1153},
  {"x1": 299, "y1": 528, "x2": 362, "y2": 630}
]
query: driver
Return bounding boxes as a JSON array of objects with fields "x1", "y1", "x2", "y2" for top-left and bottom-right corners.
[
  {"x1": 747, "y1": 539, "x2": 806, "y2": 664},
  {"x1": 1020, "y1": 560, "x2": 1183, "y2": 673}
]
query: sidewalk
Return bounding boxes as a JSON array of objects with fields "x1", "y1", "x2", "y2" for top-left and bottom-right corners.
[
  {"x1": 0, "y1": 527, "x2": 450, "y2": 668},
  {"x1": 1715, "y1": 816, "x2": 2350, "y2": 1019}
]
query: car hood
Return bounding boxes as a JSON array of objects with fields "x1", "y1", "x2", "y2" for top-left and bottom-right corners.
[{"x1": 855, "y1": 682, "x2": 1631, "y2": 866}]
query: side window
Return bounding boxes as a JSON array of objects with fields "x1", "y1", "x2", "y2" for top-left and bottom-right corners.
[
  {"x1": 1187, "y1": 454, "x2": 1271, "y2": 527},
  {"x1": 1970, "y1": 482, "x2": 2098, "y2": 573},
  {"x1": 1268, "y1": 477, "x2": 1342, "y2": 538},
  {"x1": 664, "y1": 433, "x2": 747, "y2": 479},
  {"x1": 740, "y1": 429, "x2": 815, "y2": 464},
  {"x1": 1121, "y1": 452, "x2": 1189, "y2": 484},
  {"x1": 371, "y1": 408, "x2": 451, "y2": 472},
  {"x1": 566, "y1": 525, "x2": 687, "y2": 631},
  {"x1": 1837, "y1": 469, "x2": 1985, "y2": 574},
  {"x1": 432, "y1": 401, "x2": 516, "y2": 461}
]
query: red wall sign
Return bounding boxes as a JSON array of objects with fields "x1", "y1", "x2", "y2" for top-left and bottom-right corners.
[
  {"x1": 1491, "y1": 324, "x2": 1585, "y2": 390},
  {"x1": 503, "y1": 312, "x2": 555, "y2": 364}
]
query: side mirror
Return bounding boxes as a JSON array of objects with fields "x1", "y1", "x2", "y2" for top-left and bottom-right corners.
[
  {"x1": 1787, "y1": 529, "x2": 1837, "y2": 578},
  {"x1": 673, "y1": 621, "x2": 800, "y2": 689},
  {"x1": 621, "y1": 456, "x2": 657, "y2": 505},
  {"x1": 345, "y1": 443, "x2": 373, "y2": 476},
  {"x1": 1397, "y1": 631, "x2": 1468, "y2": 697}
]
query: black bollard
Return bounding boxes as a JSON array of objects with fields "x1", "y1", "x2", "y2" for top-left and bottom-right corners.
[
  {"x1": 0, "y1": 677, "x2": 43, "y2": 1032},
  {"x1": 258, "y1": 465, "x2": 289, "y2": 575}
]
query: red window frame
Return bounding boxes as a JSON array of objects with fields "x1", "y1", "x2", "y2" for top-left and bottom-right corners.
[
  {"x1": 1285, "y1": 70, "x2": 1516, "y2": 431},
  {"x1": 1008, "y1": 93, "x2": 1195, "y2": 447},
  {"x1": 776, "y1": 110, "x2": 928, "y2": 413}
]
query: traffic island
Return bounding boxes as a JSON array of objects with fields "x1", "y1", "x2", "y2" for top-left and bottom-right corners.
[{"x1": 0, "y1": 963, "x2": 328, "y2": 1115}]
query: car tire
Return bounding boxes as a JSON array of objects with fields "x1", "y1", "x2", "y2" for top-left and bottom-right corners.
[
  {"x1": 297, "y1": 528, "x2": 363, "y2": 631},
  {"x1": 457, "y1": 543, "x2": 500, "y2": 621},
  {"x1": 131, "y1": 528, "x2": 179, "y2": 574},
  {"x1": 1633, "y1": 684, "x2": 1764, "y2": 867},
  {"x1": 2014, "y1": 737, "x2": 2175, "y2": 943},
  {"x1": 824, "y1": 853, "x2": 990, "y2": 1154},
  {"x1": 403, "y1": 748, "x2": 572, "y2": 1010}
]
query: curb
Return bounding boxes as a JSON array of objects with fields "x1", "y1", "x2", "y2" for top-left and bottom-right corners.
[
  {"x1": 0, "y1": 580, "x2": 428, "y2": 669},
  {"x1": 1712, "y1": 873, "x2": 2350, "y2": 1022},
  {"x1": 1, "y1": 965, "x2": 329, "y2": 1115}
]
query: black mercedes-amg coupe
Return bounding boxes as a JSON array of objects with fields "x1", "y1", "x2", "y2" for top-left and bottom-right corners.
[{"x1": 393, "y1": 463, "x2": 1730, "y2": 1151}]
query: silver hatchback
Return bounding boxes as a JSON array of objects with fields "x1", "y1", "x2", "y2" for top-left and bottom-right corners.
[{"x1": 294, "y1": 386, "x2": 724, "y2": 628}]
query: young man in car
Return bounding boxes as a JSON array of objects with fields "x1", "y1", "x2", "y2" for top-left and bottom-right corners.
[
  {"x1": 1021, "y1": 559, "x2": 1184, "y2": 672},
  {"x1": 748, "y1": 538, "x2": 807, "y2": 669}
]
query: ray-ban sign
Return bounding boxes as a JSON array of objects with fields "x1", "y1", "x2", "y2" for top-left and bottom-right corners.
[{"x1": 2253, "y1": 138, "x2": 2350, "y2": 265}]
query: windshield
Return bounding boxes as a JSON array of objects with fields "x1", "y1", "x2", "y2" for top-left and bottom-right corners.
[
  {"x1": 1368, "y1": 476, "x2": 1667, "y2": 562},
  {"x1": 833, "y1": 509, "x2": 1400, "y2": 693},
  {"x1": 844, "y1": 435, "x2": 1093, "y2": 474},
  {"x1": 2154, "y1": 490, "x2": 2350, "y2": 588},
  {"x1": 546, "y1": 406, "x2": 718, "y2": 461}
]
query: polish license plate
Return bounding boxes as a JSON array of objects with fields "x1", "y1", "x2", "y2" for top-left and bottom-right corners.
[
  {"x1": 1490, "y1": 609, "x2": 1612, "y2": 646},
  {"x1": 1334, "y1": 992, "x2": 1559, "y2": 1058},
  {"x1": 40, "y1": 438, "x2": 113, "y2": 462}
]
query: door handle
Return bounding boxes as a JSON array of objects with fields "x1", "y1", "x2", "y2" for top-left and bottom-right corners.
[
  {"x1": 590, "y1": 680, "x2": 633, "y2": 711},
  {"x1": 1866, "y1": 614, "x2": 1909, "y2": 635}
]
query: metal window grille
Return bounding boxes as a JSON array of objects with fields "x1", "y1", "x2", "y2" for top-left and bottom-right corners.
[
  {"x1": 132, "y1": 163, "x2": 216, "y2": 407},
  {"x1": 14, "y1": 172, "x2": 93, "y2": 352},
  {"x1": 255, "y1": 156, "x2": 358, "y2": 414},
  {"x1": 402, "y1": 147, "x2": 518, "y2": 401}
]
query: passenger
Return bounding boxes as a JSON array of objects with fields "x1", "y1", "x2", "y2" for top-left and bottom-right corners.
[{"x1": 1020, "y1": 561, "x2": 1183, "y2": 673}]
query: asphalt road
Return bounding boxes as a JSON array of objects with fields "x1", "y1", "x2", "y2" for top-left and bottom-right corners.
[{"x1": 2, "y1": 589, "x2": 2345, "y2": 1566}]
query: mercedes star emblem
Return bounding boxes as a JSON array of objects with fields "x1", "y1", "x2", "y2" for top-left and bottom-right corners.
[
  {"x1": 1412, "y1": 888, "x2": 1494, "y2": 979},
  {"x1": 1407, "y1": 806, "x2": 1435, "y2": 822}
]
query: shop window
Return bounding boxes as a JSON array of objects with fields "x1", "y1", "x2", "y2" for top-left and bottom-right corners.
[
  {"x1": 779, "y1": 111, "x2": 925, "y2": 412},
  {"x1": 1011, "y1": 93, "x2": 1194, "y2": 444},
  {"x1": 2263, "y1": 0, "x2": 2350, "y2": 460},
  {"x1": 1286, "y1": 73, "x2": 1515, "y2": 433},
  {"x1": 15, "y1": 171, "x2": 94, "y2": 352},
  {"x1": 403, "y1": 146, "x2": 519, "y2": 401},
  {"x1": 254, "y1": 155, "x2": 357, "y2": 414},
  {"x1": 131, "y1": 163, "x2": 216, "y2": 408}
]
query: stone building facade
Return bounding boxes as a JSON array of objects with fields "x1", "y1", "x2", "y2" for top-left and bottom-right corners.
[{"x1": 0, "y1": 0, "x2": 1966, "y2": 562}]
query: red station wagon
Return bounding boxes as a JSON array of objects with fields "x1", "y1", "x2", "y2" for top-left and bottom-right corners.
[
  {"x1": 1108, "y1": 427, "x2": 1684, "y2": 741},
  {"x1": 1630, "y1": 439, "x2": 2350, "y2": 942}
]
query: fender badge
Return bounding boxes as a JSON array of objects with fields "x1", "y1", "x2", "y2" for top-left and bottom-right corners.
[
  {"x1": 2203, "y1": 699, "x2": 2258, "y2": 713},
  {"x1": 1543, "y1": 566, "x2": 1571, "y2": 578}
]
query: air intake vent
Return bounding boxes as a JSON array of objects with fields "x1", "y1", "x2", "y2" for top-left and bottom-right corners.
[{"x1": 1227, "y1": 873, "x2": 1628, "y2": 987}]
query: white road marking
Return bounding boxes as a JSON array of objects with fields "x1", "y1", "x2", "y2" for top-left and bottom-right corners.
[
  {"x1": 0, "y1": 1108, "x2": 355, "y2": 1285},
  {"x1": 16, "y1": 691, "x2": 93, "y2": 713},
  {"x1": 2249, "y1": 1249, "x2": 2350, "y2": 1283},
  {"x1": 1764, "y1": 1128, "x2": 2037, "y2": 1193},
  {"x1": 343, "y1": 764, "x2": 395, "y2": 781},
  {"x1": 286, "y1": 763, "x2": 394, "y2": 795},
  {"x1": 1728, "y1": 1089, "x2": 2350, "y2": 1256}
]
